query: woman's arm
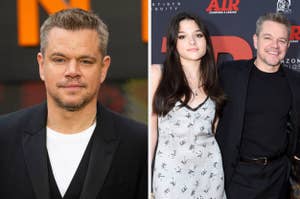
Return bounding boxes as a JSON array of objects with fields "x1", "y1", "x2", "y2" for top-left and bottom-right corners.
[{"x1": 150, "y1": 64, "x2": 162, "y2": 162}]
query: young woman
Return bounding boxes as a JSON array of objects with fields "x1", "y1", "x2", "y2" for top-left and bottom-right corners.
[{"x1": 151, "y1": 12, "x2": 226, "y2": 198}]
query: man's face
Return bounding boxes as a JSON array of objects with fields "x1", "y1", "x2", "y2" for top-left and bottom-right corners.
[
  {"x1": 253, "y1": 20, "x2": 289, "y2": 71},
  {"x1": 37, "y1": 28, "x2": 110, "y2": 111}
]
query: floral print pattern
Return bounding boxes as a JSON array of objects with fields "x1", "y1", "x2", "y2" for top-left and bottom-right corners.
[{"x1": 153, "y1": 98, "x2": 226, "y2": 199}]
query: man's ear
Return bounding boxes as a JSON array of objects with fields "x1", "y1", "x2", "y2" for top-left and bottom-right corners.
[
  {"x1": 100, "y1": 55, "x2": 111, "y2": 83},
  {"x1": 37, "y1": 52, "x2": 45, "y2": 81},
  {"x1": 253, "y1": 34, "x2": 258, "y2": 50}
]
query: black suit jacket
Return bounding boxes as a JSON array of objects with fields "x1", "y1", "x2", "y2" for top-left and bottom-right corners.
[
  {"x1": 0, "y1": 102, "x2": 147, "y2": 199},
  {"x1": 216, "y1": 59, "x2": 300, "y2": 190}
]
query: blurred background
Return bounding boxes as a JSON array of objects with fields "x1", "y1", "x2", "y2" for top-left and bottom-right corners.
[{"x1": 0, "y1": 0, "x2": 148, "y2": 123}]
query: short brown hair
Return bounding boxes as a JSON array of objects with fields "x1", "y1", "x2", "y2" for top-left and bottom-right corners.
[
  {"x1": 40, "y1": 8, "x2": 109, "y2": 56},
  {"x1": 256, "y1": 12, "x2": 291, "y2": 36}
]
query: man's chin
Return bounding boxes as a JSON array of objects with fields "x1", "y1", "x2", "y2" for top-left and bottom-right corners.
[
  {"x1": 269, "y1": 62, "x2": 282, "y2": 67},
  {"x1": 265, "y1": 59, "x2": 282, "y2": 67},
  {"x1": 49, "y1": 92, "x2": 96, "y2": 112},
  {"x1": 55, "y1": 100, "x2": 89, "y2": 112},
  {"x1": 62, "y1": 104, "x2": 84, "y2": 112}
]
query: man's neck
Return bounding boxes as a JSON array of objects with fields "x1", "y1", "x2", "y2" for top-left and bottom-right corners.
[{"x1": 46, "y1": 101, "x2": 97, "y2": 134}]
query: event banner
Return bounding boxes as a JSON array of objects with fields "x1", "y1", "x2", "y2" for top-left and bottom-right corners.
[{"x1": 152, "y1": 0, "x2": 300, "y2": 71}]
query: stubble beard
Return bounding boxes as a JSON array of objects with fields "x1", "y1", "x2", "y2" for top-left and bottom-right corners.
[
  {"x1": 50, "y1": 91, "x2": 97, "y2": 112},
  {"x1": 258, "y1": 52, "x2": 283, "y2": 68},
  {"x1": 264, "y1": 59, "x2": 281, "y2": 67}
]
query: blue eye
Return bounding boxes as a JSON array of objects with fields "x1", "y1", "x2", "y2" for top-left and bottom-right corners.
[
  {"x1": 53, "y1": 57, "x2": 65, "y2": 63},
  {"x1": 279, "y1": 39, "x2": 288, "y2": 45},
  {"x1": 82, "y1": 60, "x2": 91, "y2": 64},
  {"x1": 80, "y1": 59, "x2": 95, "y2": 65}
]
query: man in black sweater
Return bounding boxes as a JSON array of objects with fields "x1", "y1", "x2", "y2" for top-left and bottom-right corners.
[{"x1": 216, "y1": 12, "x2": 300, "y2": 199}]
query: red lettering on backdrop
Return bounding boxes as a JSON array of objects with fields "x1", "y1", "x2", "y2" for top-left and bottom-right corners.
[
  {"x1": 206, "y1": 0, "x2": 220, "y2": 12},
  {"x1": 160, "y1": 35, "x2": 252, "y2": 61},
  {"x1": 211, "y1": 36, "x2": 252, "y2": 60},
  {"x1": 206, "y1": 0, "x2": 239, "y2": 12},
  {"x1": 290, "y1": 26, "x2": 300, "y2": 40},
  {"x1": 228, "y1": 0, "x2": 239, "y2": 11},
  {"x1": 221, "y1": 0, "x2": 227, "y2": 11},
  {"x1": 161, "y1": 37, "x2": 167, "y2": 53}
]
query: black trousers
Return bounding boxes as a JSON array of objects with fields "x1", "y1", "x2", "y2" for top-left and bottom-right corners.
[{"x1": 227, "y1": 156, "x2": 290, "y2": 199}]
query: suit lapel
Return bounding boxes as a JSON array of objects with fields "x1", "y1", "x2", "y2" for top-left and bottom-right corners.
[
  {"x1": 283, "y1": 67, "x2": 299, "y2": 156},
  {"x1": 234, "y1": 60, "x2": 254, "y2": 144},
  {"x1": 22, "y1": 103, "x2": 50, "y2": 199},
  {"x1": 80, "y1": 104, "x2": 120, "y2": 199}
]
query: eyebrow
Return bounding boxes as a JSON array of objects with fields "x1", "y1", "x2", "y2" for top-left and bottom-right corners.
[
  {"x1": 178, "y1": 29, "x2": 202, "y2": 34},
  {"x1": 49, "y1": 52, "x2": 66, "y2": 58},
  {"x1": 49, "y1": 53, "x2": 97, "y2": 61},
  {"x1": 78, "y1": 55, "x2": 97, "y2": 62},
  {"x1": 261, "y1": 33, "x2": 288, "y2": 40}
]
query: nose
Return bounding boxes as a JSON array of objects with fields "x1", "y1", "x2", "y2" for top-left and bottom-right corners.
[
  {"x1": 189, "y1": 36, "x2": 196, "y2": 45},
  {"x1": 65, "y1": 60, "x2": 81, "y2": 78},
  {"x1": 271, "y1": 39, "x2": 279, "y2": 48}
]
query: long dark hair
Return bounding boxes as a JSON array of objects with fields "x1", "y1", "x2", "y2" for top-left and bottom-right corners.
[{"x1": 153, "y1": 12, "x2": 225, "y2": 119}]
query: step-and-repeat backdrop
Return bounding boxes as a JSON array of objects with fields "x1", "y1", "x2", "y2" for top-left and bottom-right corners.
[{"x1": 152, "y1": 0, "x2": 300, "y2": 71}]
